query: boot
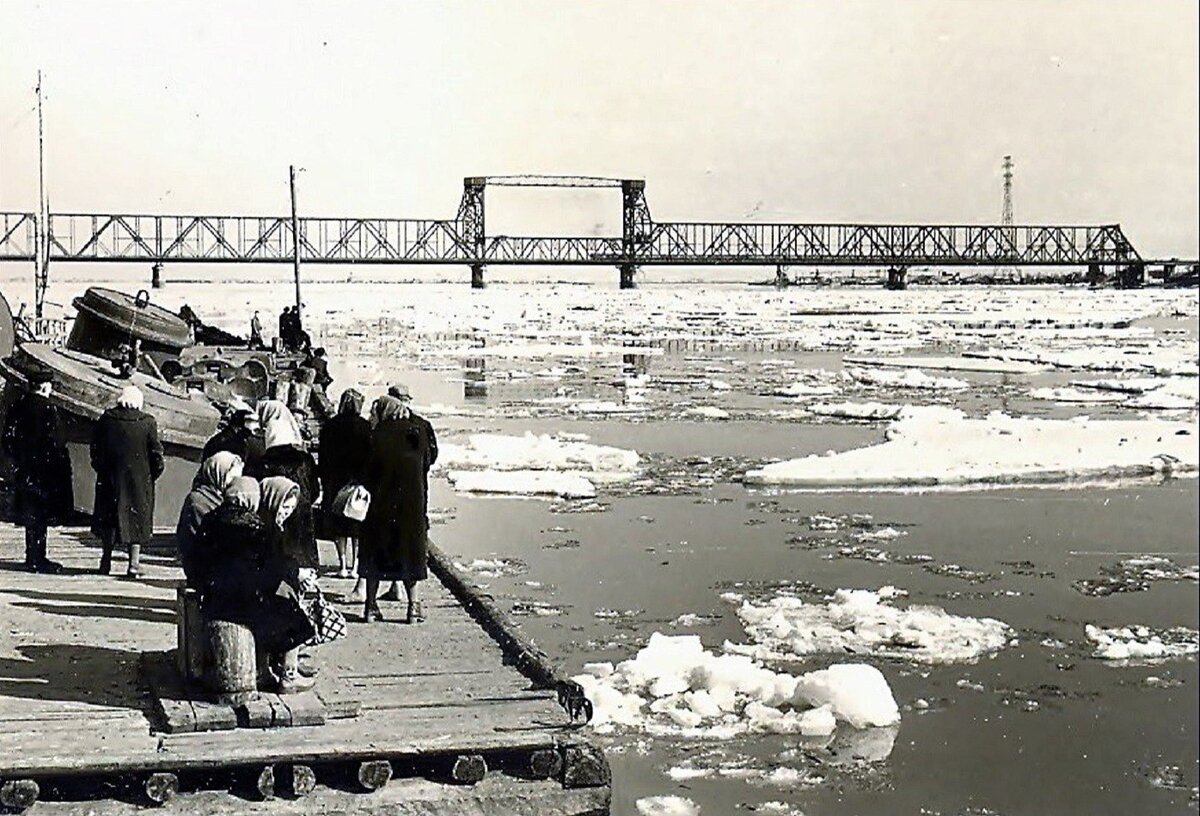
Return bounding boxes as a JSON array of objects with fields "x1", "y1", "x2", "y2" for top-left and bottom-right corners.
[
  {"x1": 98, "y1": 531, "x2": 114, "y2": 575},
  {"x1": 405, "y1": 600, "x2": 424, "y2": 625},
  {"x1": 363, "y1": 601, "x2": 384, "y2": 623},
  {"x1": 124, "y1": 543, "x2": 143, "y2": 579}
]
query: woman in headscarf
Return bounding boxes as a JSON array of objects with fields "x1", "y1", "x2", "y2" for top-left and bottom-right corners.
[
  {"x1": 250, "y1": 401, "x2": 319, "y2": 569},
  {"x1": 176, "y1": 451, "x2": 243, "y2": 587},
  {"x1": 199, "y1": 476, "x2": 314, "y2": 694},
  {"x1": 359, "y1": 391, "x2": 439, "y2": 623},
  {"x1": 90, "y1": 385, "x2": 164, "y2": 578},
  {"x1": 318, "y1": 389, "x2": 372, "y2": 586}
]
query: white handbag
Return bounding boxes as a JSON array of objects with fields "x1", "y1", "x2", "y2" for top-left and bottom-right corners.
[{"x1": 334, "y1": 484, "x2": 371, "y2": 521}]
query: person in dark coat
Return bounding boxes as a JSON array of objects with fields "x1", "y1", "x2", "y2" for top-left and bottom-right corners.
[
  {"x1": 278, "y1": 307, "x2": 293, "y2": 350},
  {"x1": 90, "y1": 385, "x2": 164, "y2": 577},
  {"x1": 250, "y1": 402, "x2": 319, "y2": 570},
  {"x1": 198, "y1": 476, "x2": 314, "y2": 693},
  {"x1": 201, "y1": 399, "x2": 266, "y2": 467},
  {"x1": 318, "y1": 389, "x2": 371, "y2": 584},
  {"x1": 359, "y1": 388, "x2": 438, "y2": 623},
  {"x1": 301, "y1": 348, "x2": 334, "y2": 393},
  {"x1": 2, "y1": 371, "x2": 73, "y2": 573},
  {"x1": 176, "y1": 451, "x2": 243, "y2": 586},
  {"x1": 249, "y1": 311, "x2": 264, "y2": 350}
]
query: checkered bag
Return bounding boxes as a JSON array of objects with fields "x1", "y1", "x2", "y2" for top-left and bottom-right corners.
[{"x1": 303, "y1": 584, "x2": 347, "y2": 645}]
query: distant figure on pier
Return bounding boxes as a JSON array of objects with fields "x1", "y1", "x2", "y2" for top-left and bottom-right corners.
[
  {"x1": 178, "y1": 304, "x2": 198, "y2": 344},
  {"x1": 2, "y1": 371, "x2": 73, "y2": 573},
  {"x1": 318, "y1": 389, "x2": 371, "y2": 587},
  {"x1": 251, "y1": 401, "x2": 319, "y2": 571},
  {"x1": 249, "y1": 311, "x2": 265, "y2": 350},
  {"x1": 202, "y1": 398, "x2": 266, "y2": 468},
  {"x1": 360, "y1": 387, "x2": 439, "y2": 624},
  {"x1": 278, "y1": 307, "x2": 292, "y2": 349},
  {"x1": 90, "y1": 385, "x2": 164, "y2": 578},
  {"x1": 176, "y1": 451, "x2": 244, "y2": 586}
]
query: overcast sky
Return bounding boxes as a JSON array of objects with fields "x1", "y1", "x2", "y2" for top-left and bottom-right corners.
[{"x1": 1, "y1": 1, "x2": 1197, "y2": 256}]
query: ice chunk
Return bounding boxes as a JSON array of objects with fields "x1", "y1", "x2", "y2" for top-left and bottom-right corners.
[
  {"x1": 636, "y1": 796, "x2": 701, "y2": 816},
  {"x1": 446, "y1": 469, "x2": 598, "y2": 499},
  {"x1": 846, "y1": 366, "x2": 969, "y2": 390},
  {"x1": 1085, "y1": 624, "x2": 1200, "y2": 661},
  {"x1": 792, "y1": 664, "x2": 900, "y2": 728}
]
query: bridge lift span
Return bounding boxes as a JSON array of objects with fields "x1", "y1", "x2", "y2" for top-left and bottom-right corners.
[{"x1": 0, "y1": 174, "x2": 1186, "y2": 302}]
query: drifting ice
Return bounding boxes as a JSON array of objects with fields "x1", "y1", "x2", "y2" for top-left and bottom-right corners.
[
  {"x1": 745, "y1": 408, "x2": 1198, "y2": 488},
  {"x1": 438, "y1": 432, "x2": 639, "y2": 497}
]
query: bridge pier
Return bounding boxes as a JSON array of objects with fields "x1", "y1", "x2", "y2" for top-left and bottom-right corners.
[
  {"x1": 1116, "y1": 262, "x2": 1145, "y2": 290},
  {"x1": 151, "y1": 262, "x2": 163, "y2": 289},
  {"x1": 1086, "y1": 263, "x2": 1105, "y2": 288},
  {"x1": 774, "y1": 265, "x2": 790, "y2": 287},
  {"x1": 618, "y1": 264, "x2": 637, "y2": 290},
  {"x1": 885, "y1": 266, "x2": 908, "y2": 290},
  {"x1": 470, "y1": 263, "x2": 486, "y2": 289}
]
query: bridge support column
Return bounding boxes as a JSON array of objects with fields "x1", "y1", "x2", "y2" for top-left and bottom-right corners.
[
  {"x1": 774, "y1": 265, "x2": 790, "y2": 287},
  {"x1": 1086, "y1": 263, "x2": 1105, "y2": 288},
  {"x1": 885, "y1": 266, "x2": 908, "y2": 290},
  {"x1": 618, "y1": 264, "x2": 637, "y2": 290},
  {"x1": 1116, "y1": 262, "x2": 1145, "y2": 290},
  {"x1": 151, "y1": 262, "x2": 163, "y2": 289},
  {"x1": 470, "y1": 263, "x2": 486, "y2": 289}
]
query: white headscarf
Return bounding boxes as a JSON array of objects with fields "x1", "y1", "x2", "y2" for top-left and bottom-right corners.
[
  {"x1": 259, "y1": 399, "x2": 304, "y2": 449},
  {"x1": 116, "y1": 385, "x2": 144, "y2": 410}
]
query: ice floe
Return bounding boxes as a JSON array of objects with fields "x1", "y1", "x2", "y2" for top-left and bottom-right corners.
[
  {"x1": 727, "y1": 588, "x2": 1012, "y2": 664},
  {"x1": 845, "y1": 367, "x2": 969, "y2": 391},
  {"x1": 571, "y1": 633, "x2": 899, "y2": 737},
  {"x1": 636, "y1": 795, "x2": 701, "y2": 816},
  {"x1": 744, "y1": 407, "x2": 1198, "y2": 489},
  {"x1": 1085, "y1": 624, "x2": 1200, "y2": 661},
  {"x1": 438, "y1": 432, "x2": 639, "y2": 498},
  {"x1": 808, "y1": 401, "x2": 904, "y2": 421},
  {"x1": 846, "y1": 354, "x2": 1049, "y2": 374}
]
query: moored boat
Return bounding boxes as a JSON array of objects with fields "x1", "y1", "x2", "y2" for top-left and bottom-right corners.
[{"x1": 0, "y1": 287, "x2": 319, "y2": 527}]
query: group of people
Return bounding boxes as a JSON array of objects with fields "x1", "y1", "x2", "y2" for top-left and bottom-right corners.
[
  {"x1": 277, "y1": 307, "x2": 312, "y2": 354},
  {"x1": 4, "y1": 368, "x2": 439, "y2": 639}
]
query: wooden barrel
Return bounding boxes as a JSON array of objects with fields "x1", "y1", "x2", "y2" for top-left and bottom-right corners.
[
  {"x1": 177, "y1": 587, "x2": 207, "y2": 682},
  {"x1": 206, "y1": 620, "x2": 258, "y2": 702}
]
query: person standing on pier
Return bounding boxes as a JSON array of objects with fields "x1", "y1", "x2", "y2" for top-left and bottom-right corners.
[
  {"x1": 202, "y1": 399, "x2": 265, "y2": 468},
  {"x1": 2, "y1": 371, "x2": 73, "y2": 573},
  {"x1": 249, "y1": 311, "x2": 265, "y2": 350},
  {"x1": 90, "y1": 385, "x2": 164, "y2": 578},
  {"x1": 318, "y1": 389, "x2": 371, "y2": 583},
  {"x1": 360, "y1": 388, "x2": 438, "y2": 623},
  {"x1": 251, "y1": 401, "x2": 319, "y2": 570}
]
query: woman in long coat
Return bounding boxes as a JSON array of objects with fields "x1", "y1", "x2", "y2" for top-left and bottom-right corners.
[
  {"x1": 359, "y1": 393, "x2": 438, "y2": 624},
  {"x1": 250, "y1": 401, "x2": 319, "y2": 569},
  {"x1": 318, "y1": 389, "x2": 371, "y2": 582},
  {"x1": 198, "y1": 477, "x2": 313, "y2": 693},
  {"x1": 90, "y1": 385, "x2": 164, "y2": 577},
  {"x1": 176, "y1": 451, "x2": 243, "y2": 587}
]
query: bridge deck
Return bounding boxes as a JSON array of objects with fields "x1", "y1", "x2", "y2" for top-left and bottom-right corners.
[{"x1": 0, "y1": 524, "x2": 605, "y2": 815}]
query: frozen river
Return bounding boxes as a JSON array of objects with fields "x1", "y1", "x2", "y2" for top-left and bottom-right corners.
[{"x1": 15, "y1": 272, "x2": 1200, "y2": 815}]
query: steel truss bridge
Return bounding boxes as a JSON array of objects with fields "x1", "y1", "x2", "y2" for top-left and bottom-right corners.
[{"x1": 0, "y1": 175, "x2": 1176, "y2": 292}]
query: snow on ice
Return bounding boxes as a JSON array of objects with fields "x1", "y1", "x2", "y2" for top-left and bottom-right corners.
[
  {"x1": 1085, "y1": 624, "x2": 1200, "y2": 661},
  {"x1": 845, "y1": 367, "x2": 969, "y2": 391},
  {"x1": 728, "y1": 588, "x2": 1013, "y2": 665},
  {"x1": 571, "y1": 633, "x2": 900, "y2": 737},
  {"x1": 636, "y1": 795, "x2": 701, "y2": 816},
  {"x1": 438, "y1": 432, "x2": 640, "y2": 498},
  {"x1": 745, "y1": 407, "x2": 1198, "y2": 489}
]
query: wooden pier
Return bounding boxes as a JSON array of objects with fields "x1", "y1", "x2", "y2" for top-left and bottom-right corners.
[{"x1": 0, "y1": 523, "x2": 609, "y2": 815}]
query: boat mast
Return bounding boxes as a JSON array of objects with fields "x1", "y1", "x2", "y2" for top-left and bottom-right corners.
[
  {"x1": 35, "y1": 70, "x2": 48, "y2": 320},
  {"x1": 289, "y1": 164, "x2": 302, "y2": 326}
]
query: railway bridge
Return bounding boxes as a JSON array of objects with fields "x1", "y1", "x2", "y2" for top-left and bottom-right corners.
[{"x1": 0, "y1": 175, "x2": 1191, "y2": 305}]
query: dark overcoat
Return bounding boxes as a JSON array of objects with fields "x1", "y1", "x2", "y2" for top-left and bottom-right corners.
[
  {"x1": 2, "y1": 394, "x2": 74, "y2": 522},
  {"x1": 197, "y1": 504, "x2": 312, "y2": 653},
  {"x1": 89, "y1": 406, "x2": 164, "y2": 543},
  {"x1": 253, "y1": 445, "x2": 320, "y2": 568},
  {"x1": 359, "y1": 413, "x2": 438, "y2": 581},
  {"x1": 317, "y1": 413, "x2": 372, "y2": 537},
  {"x1": 201, "y1": 425, "x2": 266, "y2": 467}
]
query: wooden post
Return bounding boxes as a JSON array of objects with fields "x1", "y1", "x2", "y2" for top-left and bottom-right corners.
[
  {"x1": 287, "y1": 765, "x2": 317, "y2": 798},
  {"x1": 144, "y1": 772, "x2": 179, "y2": 805},
  {"x1": 357, "y1": 760, "x2": 393, "y2": 791},
  {"x1": 177, "y1": 586, "x2": 206, "y2": 681},
  {"x1": 289, "y1": 165, "x2": 303, "y2": 325},
  {"x1": 449, "y1": 754, "x2": 487, "y2": 785},
  {"x1": 0, "y1": 779, "x2": 39, "y2": 812},
  {"x1": 206, "y1": 619, "x2": 258, "y2": 704},
  {"x1": 528, "y1": 748, "x2": 564, "y2": 780}
]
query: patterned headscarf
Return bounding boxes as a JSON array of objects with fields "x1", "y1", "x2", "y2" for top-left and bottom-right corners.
[
  {"x1": 338, "y1": 388, "x2": 366, "y2": 417},
  {"x1": 223, "y1": 476, "x2": 261, "y2": 512},
  {"x1": 259, "y1": 475, "x2": 300, "y2": 530},
  {"x1": 371, "y1": 394, "x2": 410, "y2": 426},
  {"x1": 258, "y1": 399, "x2": 304, "y2": 449}
]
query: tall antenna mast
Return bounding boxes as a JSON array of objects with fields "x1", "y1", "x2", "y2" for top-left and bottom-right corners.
[
  {"x1": 35, "y1": 71, "x2": 48, "y2": 319},
  {"x1": 999, "y1": 154, "x2": 1017, "y2": 281}
]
